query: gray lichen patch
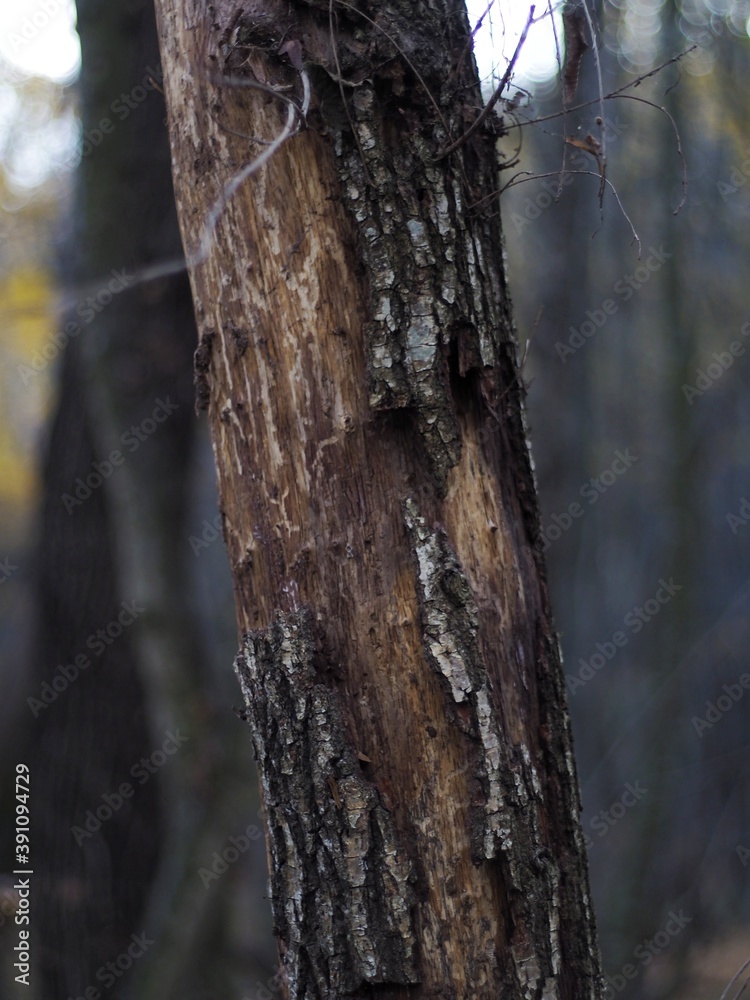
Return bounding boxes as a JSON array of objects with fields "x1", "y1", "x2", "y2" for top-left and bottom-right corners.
[{"x1": 234, "y1": 608, "x2": 418, "y2": 997}]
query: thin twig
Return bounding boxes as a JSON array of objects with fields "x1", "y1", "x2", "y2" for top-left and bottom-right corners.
[
  {"x1": 486, "y1": 305, "x2": 543, "y2": 416},
  {"x1": 453, "y1": 0, "x2": 498, "y2": 83},
  {"x1": 509, "y1": 45, "x2": 697, "y2": 131},
  {"x1": 719, "y1": 954, "x2": 750, "y2": 1000},
  {"x1": 208, "y1": 111, "x2": 273, "y2": 145},
  {"x1": 472, "y1": 168, "x2": 641, "y2": 254},
  {"x1": 614, "y1": 93, "x2": 687, "y2": 214},
  {"x1": 524, "y1": 305, "x2": 544, "y2": 367},
  {"x1": 209, "y1": 72, "x2": 299, "y2": 108},
  {"x1": 14, "y1": 255, "x2": 191, "y2": 326},
  {"x1": 193, "y1": 65, "x2": 311, "y2": 267},
  {"x1": 494, "y1": 46, "x2": 694, "y2": 224},
  {"x1": 436, "y1": 5, "x2": 535, "y2": 159},
  {"x1": 578, "y1": 0, "x2": 606, "y2": 206},
  {"x1": 548, "y1": 0, "x2": 569, "y2": 200},
  {"x1": 500, "y1": 122, "x2": 524, "y2": 171},
  {"x1": 608, "y1": 44, "x2": 698, "y2": 97}
]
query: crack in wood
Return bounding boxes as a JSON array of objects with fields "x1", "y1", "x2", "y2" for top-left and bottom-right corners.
[{"x1": 193, "y1": 327, "x2": 216, "y2": 412}]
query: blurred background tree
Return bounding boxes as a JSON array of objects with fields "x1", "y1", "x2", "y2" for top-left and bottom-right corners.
[
  {"x1": 1, "y1": 0, "x2": 749, "y2": 997},
  {"x1": 499, "y1": 2, "x2": 750, "y2": 996},
  {"x1": 0, "y1": 1, "x2": 276, "y2": 997}
]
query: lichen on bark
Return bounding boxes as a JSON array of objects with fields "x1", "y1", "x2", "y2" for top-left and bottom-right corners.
[{"x1": 234, "y1": 608, "x2": 419, "y2": 998}]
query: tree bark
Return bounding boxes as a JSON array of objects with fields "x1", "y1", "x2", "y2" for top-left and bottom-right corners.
[{"x1": 154, "y1": 1, "x2": 603, "y2": 996}]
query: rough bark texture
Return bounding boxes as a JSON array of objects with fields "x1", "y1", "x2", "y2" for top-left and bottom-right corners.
[
  {"x1": 154, "y1": 0, "x2": 603, "y2": 997},
  {"x1": 236, "y1": 608, "x2": 418, "y2": 994}
]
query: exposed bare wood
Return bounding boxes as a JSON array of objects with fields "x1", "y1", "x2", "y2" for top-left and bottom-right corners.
[{"x1": 154, "y1": 0, "x2": 603, "y2": 996}]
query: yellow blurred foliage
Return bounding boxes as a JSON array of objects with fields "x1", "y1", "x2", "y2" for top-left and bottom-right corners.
[{"x1": 0, "y1": 265, "x2": 54, "y2": 524}]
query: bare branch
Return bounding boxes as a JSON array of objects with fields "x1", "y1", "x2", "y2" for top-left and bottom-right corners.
[
  {"x1": 472, "y1": 168, "x2": 641, "y2": 255},
  {"x1": 453, "y1": 0, "x2": 498, "y2": 84},
  {"x1": 497, "y1": 45, "x2": 695, "y2": 225},
  {"x1": 614, "y1": 93, "x2": 688, "y2": 214},
  {"x1": 491, "y1": 305, "x2": 545, "y2": 414},
  {"x1": 511, "y1": 45, "x2": 698, "y2": 131},
  {"x1": 549, "y1": 0, "x2": 569, "y2": 200},
  {"x1": 719, "y1": 953, "x2": 750, "y2": 1000},
  {"x1": 436, "y1": 5, "x2": 535, "y2": 159},
  {"x1": 577, "y1": 1, "x2": 606, "y2": 206}
]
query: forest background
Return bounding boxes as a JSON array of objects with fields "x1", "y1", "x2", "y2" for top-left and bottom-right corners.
[{"x1": 1, "y1": 1, "x2": 749, "y2": 997}]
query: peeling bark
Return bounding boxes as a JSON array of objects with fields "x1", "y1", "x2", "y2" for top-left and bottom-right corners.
[{"x1": 154, "y1": 0, "x2": 603, "y2": 996}]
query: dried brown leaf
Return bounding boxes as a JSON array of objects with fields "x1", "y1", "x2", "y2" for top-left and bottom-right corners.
[{"x1": 562, "y1": 4, "x2": 588, "y2": 104}]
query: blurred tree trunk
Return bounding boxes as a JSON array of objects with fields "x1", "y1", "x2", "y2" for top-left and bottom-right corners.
[
  {"x1": 28, "y1": 0, "x2": 179, "y2": 987},
  {"x1": 28, "y1": 1, "x2": 275, "y2": 996},
  {"x1": 154, "y1": 1, "x2": 603, "y2": 996}
]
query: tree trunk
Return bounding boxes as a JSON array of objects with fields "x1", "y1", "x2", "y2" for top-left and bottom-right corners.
[{"x1": 154, "y1": 1, "x2": 603, "y2": 996}]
